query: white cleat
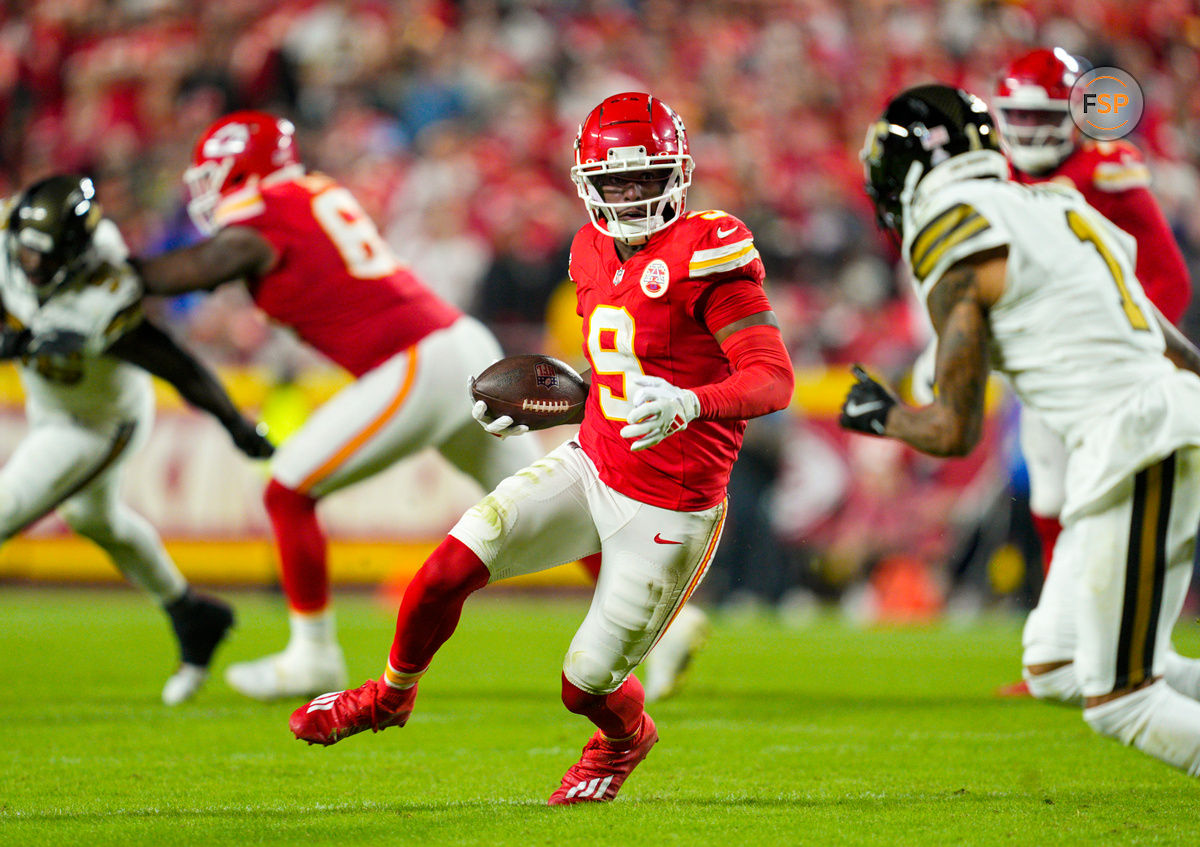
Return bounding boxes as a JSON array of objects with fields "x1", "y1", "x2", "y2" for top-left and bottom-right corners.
[
  {"x1": 162, "y1": 664, "x2": 209, "y2": 706},
  {"x1": 224, "y1": 644, "x2": 348, "y2": 702},
  {"x1": 643, "y1": 604, "x2": 710, "y2": 703}
]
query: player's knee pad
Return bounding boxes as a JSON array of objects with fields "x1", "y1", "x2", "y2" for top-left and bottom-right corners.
[
  {"x1": 1024, "y1": 664, "x2": 1082, "y2": 705},
  {"x1": 563, "y1": 649, "x2": 623, "y2": 697}
]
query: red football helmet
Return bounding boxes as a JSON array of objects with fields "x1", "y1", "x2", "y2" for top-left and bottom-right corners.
[
  {"x1": 571, "y1": 92, "x2": 694, "y2": 244},
  {"x1": 184, "y1": 111, "x2": 302, "y2": 234},
  {"x1": 993, "y1": 48, "x2": 1085, "y2": 174}
]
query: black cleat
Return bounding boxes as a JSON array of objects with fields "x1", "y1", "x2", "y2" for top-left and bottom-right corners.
[{"x1": 162, "y1": 591, "x2": 235, "y2": 705}]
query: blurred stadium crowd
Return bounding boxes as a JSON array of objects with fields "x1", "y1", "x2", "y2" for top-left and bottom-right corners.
[{"x1": 1, "y1": 0, "x2": 1198, "y2": 618}]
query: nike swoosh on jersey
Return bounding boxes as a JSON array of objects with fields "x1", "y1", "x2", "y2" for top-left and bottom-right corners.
[
  {"x1": 844, "y1": 399, "x2": 885, "y2": 417},
  {"x1": 653, "y1": 533, "x2": 684, "y2": 545},
  {"x1": 716, "y1": 226, "x2": 737, "y2": 238}
]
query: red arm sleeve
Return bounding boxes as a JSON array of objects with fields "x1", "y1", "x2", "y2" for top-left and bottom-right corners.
[
  {"x1": 1098, "y1": 186, "x2": 1191, "y2": 324},
  {"x1": 691, "y1": 280, "x2": 794, "y2": 420}
]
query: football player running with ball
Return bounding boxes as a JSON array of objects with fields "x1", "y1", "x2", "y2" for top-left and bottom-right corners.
[
  {"x1": 289, "y1": 93, "x2": 795, "y2": 805},
  {"x1": 843, "y1": 85, "x2": 1200, "y2": 776},
  {"x1": 0, "y1": 174, "x2": 274, "y2": 704},
  {"x1": 136, "y1": 112, "x2": 544, "y2": 702}
]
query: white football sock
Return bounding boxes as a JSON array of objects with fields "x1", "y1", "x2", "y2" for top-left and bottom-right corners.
[
  {"x1": 1022, "y1": 649, "x2": 1200, "y2": 705},
  {"x1": 1024, "y1": 663, "x2": 1082, "y2": 705},
  {"x1": 1084, "y1": 680, "x2": 1200, "y2": 776},
  {"x1": 1164, "y1": 648, "x2": 1200, "y2": 700},
  {"x1": 288, "y1": 608, "x2": 337, "y2": 648}
]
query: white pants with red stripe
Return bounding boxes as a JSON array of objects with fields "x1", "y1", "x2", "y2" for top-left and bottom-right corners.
[
  {"x1": 449, "y1": 440, "x2": 726, "y2": 695},
  {"x1": 270, "y1": 315, "x2": 543, "y2": 498}
]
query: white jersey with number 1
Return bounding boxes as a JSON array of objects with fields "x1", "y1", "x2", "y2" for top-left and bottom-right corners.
[{"x1": 903, "y1": 177, "x2": 1200, "y2": 523}]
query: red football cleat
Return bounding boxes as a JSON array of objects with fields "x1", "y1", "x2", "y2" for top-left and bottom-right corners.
[
  {"x1": 994, "y1": 679, "x2": 1032, "y2": 698},
  {"x1": 290, "y1": 678, "x2": 417, "y2": 746},
  {"x1": 548, "y1": 713, "x2": 658, "y2": 805}
]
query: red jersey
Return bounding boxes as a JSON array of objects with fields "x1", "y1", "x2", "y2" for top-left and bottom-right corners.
[
  {"x1": 213, "y1": 172, "x2": 459, "y2": 376},
  {"x1": 1014, "y1": 139, "x2": 1191, "y2": 323},
  {"x1": 571, "y1": 211, "x2": 768, "y2": 511}
]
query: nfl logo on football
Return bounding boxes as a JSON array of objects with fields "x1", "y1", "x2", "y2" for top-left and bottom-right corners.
[{"x1": 534, "y1": 362, "x2": 559, "y2": 388}]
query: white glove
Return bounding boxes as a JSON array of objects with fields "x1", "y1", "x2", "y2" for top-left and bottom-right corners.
[
  {"x1": 472, "y1": 399, "x2": 530, "y2": 439},
  {"x1": 619, "y1": 374, "x2": 701, "y2": 452}
]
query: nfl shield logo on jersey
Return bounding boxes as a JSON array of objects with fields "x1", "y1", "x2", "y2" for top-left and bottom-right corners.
[
  {"x1": 534, "y1": 362, "x2": 559, "y2": 388},
  {"x1": 640, "y1": 259, "x2": 670, "y2": 299}
]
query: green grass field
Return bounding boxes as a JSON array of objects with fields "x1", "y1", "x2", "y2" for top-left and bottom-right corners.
[{"x1": 2, "y1": 587, "x2": 1198, "y2": 846}]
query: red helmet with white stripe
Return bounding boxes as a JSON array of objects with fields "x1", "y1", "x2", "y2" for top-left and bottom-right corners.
[
  {"x1": 571, "y1": 92, "x2": 694, "y2": 244},
  {"x1": 185, "y1": 111, "x2": 301, "y2": 234},
  {"x1": 993, "y1": 48, "x2": 1085, "y2": 174}
]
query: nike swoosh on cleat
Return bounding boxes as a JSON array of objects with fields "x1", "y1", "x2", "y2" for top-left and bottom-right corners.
[
  {"x1": 716, "y1": 226, "x2": 737, "y2": 238},
  {"x1": 654, "y1": 533, "x2": 683, "y2": 545},
  {"x1": 844, "y1": 400, "x2": 885, "y2": 416}
]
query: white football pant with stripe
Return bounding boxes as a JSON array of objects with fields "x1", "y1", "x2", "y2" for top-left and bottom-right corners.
[
  {"x1": 270, "y1": 315, "x2": 543, "y2": 498},
  {"x1": 450, "y1": 439, "x2": 725, "y2": 695}
]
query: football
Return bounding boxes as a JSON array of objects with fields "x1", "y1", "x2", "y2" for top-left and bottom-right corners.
[{"x1": 470, "y1": 354, "x2": 588, "y2": 429}]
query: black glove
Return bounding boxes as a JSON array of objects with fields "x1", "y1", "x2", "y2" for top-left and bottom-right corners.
[
  {"x1": 839, "y1": 365, "x2": 898, "y2": 436},
  {"x1": 227, "y1": 417, "x2": 275, "y2": 459},
  {"x1": 26, "y1": 329, "x2": 87, "y2": 358},
  {"x1": 0, "y1": 327, "x2": 31, "y2": 359}
]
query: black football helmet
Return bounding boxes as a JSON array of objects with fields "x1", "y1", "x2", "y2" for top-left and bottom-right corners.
[
  {"x1": 861, "y1": 85, "x2": 1004, "y2": 236},
  {"x1": 7, "y1": 174, "x2": 103, "y2": 301}
]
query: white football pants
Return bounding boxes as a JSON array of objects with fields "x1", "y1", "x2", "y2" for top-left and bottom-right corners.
[
  {"x1": 0, "y1": 392, "x2": 186, "y2": 602},
  {"x1": 1023, "y1": 447, "x2": 1200, "y2": 696},
  {"x1": 271, "y1": 315, "x2": 542, "y2": 497},
  {"x1": 1019, "y1": 409, "x2": 1068, "y2": 519},
  {"x1": 450, "y1": 440, "x2": 726, "y2": 695}
]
